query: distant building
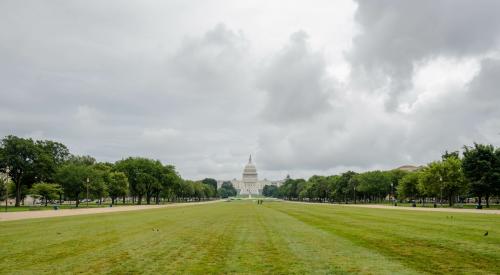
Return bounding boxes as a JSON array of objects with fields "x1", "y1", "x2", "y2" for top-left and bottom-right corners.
[
  {"x1": 394, "y1": 165, "x2": 422, "y2": 172},
  {"x1": 217, "y1": 155, "x2": 284, "y2": 196}
]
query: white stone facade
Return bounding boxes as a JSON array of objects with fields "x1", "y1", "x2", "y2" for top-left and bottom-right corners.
[{"x1": 217, "y1": 155, "x2": 284, "y2": 195}]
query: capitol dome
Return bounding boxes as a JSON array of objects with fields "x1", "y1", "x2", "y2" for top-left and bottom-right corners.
[
  {"x1": 242, "y1": 155, "x2": 258, "y2": 180},
  {"x1": 225, "y1": 154, "x2": 283, "y2": 197},
  {"x1": 243, "y1": 159, "x2": 257, "y2": 175}
]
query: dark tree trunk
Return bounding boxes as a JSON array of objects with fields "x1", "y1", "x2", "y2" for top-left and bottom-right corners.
[
  {"x1": 486, "y1": 195, "x2": 490, "y2": 208},
  {"x1": 478, "y1": 196, "x2": 482, "y2": 206},
  {"x1": 111, "y1": 197, "x2": 115, "y2": 205},
  {"x1": 15, "y1": 182, "x2": 21, "y2": 207}
]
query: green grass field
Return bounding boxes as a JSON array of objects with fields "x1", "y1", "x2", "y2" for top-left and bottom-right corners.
[
  {"x1": 0, "y1": 200, "x2": 498, "y2": 274},
  {"x1": 0, "y1": 203, "x2": 129, "y2": 212}
]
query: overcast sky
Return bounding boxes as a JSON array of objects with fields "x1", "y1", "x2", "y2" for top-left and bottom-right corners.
[{"x1": 1, "y1": 0, "x2": 500, "y2": 180}]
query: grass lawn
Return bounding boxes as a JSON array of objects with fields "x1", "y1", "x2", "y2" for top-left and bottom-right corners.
[
  {"x1": 0, "y1": 203, "x2": 134, "y2": 212},
  {"x1": 0, "y1": 201, "x2": 498, "y2": 274},
  {"x1": 375, "y1": 201, "x2": 500, "y2": 210}
]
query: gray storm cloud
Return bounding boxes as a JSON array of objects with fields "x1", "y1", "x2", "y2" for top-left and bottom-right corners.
[
  {"x1": 349, "y1": 0, "x2": 500, "y2": 110},
  {"x1": 259, "y1": 31, "x2": 332, "y2": 123},
  {"x1": 1, "y1": 0, "x2": 499, "y2": 180}
]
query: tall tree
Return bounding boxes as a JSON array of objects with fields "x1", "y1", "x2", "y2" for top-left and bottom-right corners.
[
  {"x1": 262, "y1": 184, "x2": 278, "y2": 198},
  {"x1": 159, "y1": 165, "x2": 181, "y2": 202},
  {"x1": 462, "y1": 143, "x2": 498, "y2": 207},
  {"x1": 335, "y1": 171, "x2": 357, "y2": 203},
  {"x1": 308, "y1": 175, "x2": 330, "y2": 202},
  {"x1": 55, "y1": 162, "x2": 99, "y2": 207},
  {"x1": 34, "y1": 140, "x2": 70, "y2": 182},
  {"x1": 220, "y1": 181, "x2": 237, "y2": 198},
  {"x1": 201, "y1": 178, "x2": 218, "y2": 192},
  {"x1": 0, "y1": 136, "x2": 39, "y2": 206},
  {"x1": 440, "y1": 156, "x2": 467, "y2": 206},
  {"x1": 30, "y1": 182, "x2": 62, "y2": 206},
  {"x1": 0, "y1": 172, "x2": 9, "y2": 201},
  {"x1": 355, "y1": 171, "x2": 392, "y2": 202},
  {"x1": 115, "y1": 157, "x2": 165, "y2": 204},
  {"x1": 397, "y1": 172, "x2": 421, "y2": 201},
  {"x1": 107, "y1": 172, "x2": 128, "y2": 204},
  {"x1": 419, "y1": 157, "x2": 466, "y2": 206}
]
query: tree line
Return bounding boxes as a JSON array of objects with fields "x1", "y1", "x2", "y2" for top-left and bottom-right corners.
[
  {"x1": 265, "y1": 143, "x2": 500, "y2": 208},
  {"x1": 0, "y1": 135, "x2": 221, "y2": 207}
]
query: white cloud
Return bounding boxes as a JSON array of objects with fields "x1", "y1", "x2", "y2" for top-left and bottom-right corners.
[{"x1": 1, "y1": 0, "x2": 500, "y2": 181}]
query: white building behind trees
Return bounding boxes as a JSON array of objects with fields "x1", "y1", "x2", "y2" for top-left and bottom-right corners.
[{"x1": 217, "y1": 155, "x2": 284, "y2": 196}]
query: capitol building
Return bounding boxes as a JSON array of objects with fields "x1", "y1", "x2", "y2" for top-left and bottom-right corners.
[{"x1": 217, "y1": 155, "x2": 284, "y2": 196}]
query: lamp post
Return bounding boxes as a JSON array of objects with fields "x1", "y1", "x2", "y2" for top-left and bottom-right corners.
[
  {"x1": 390, "y1": 183, "x2": 394, "y2": 206},
  {"x1": 86, "y1": 177, "x2": 90, "y2": 208}
]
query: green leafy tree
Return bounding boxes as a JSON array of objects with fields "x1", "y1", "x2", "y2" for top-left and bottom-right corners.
[
  {"x1": 387, "y1": 169, "x2": 408, "y2": 197},
  {"x1": 179, "y1": 180, "x2": 195, "y2": 200},
  {"x1": 326, "y1": 175, "x2": 341, "y2": 201},
  {"x1": 418, "y1": 163, "x2": 440, "y2": 203},
  {"x1": 462, "y1": 143, "x2": 499, "y2": 207},
  {"x1": 90, "y1": 172, "x2": 107, "y2": 204},
  {"x1": 298, "y1": 181, "x2": 313, "y2": 201},
  {"x1": 193, "y1": 182, "x2": 205, "y2": 201},
  {"x1": 115, "y1": 157, "x2": 165, "y2": 204},
  {"x1": 495, "y1": 149, "x2": 500, "y2": 198},
  {"x1": 107, "y1": 172, "x2": 129, "y2": 204},
  {"x1": 442, "y1": 150, "x2": 460, "y2": 160},
  {"x1": 30, "y1": 182, "x2": 62, "y2": 206},
  {"x1": 262, "y1": 185, "x2": 279, "y2": 197},
  {"x1": 333, "y1": 171, "x2": 356, "y2": 203},
  {"x1": 308, "y1": 175, "x2": 330, "y2": 202},
  {"x1": 160, "y1": 165, "x2": 182, "y2": 202},
  {"x1": 355, "y1": 171, "x2": 392, "y2": 202},
  {"x1": 0, "y1": 136, "x2": 39, "y2": 206},
  {"x1": 397, "y1": 172, "x2": 421, "y2": 201},
  {"x1": 55, "y1": 163, "x2": 95, "y2": 207},
  {"x1": 67, "y1": 155, "x2": 96, "y2": 166},
  {"x1": 440, "y1": 156, "x2": 467, "y2": 206},
  {"x1": 0, "y1": 173, "x2": 9, "y2": 201},
  {"x1": 418, "y1": 157, "x2": 466, "y2": 206},
  {"x1": 219, "y1": 181, "x2": 237, "y2": 198},
  {"x1": 202, "y1": 178, "x2": 217, "y2": 194},
  {"x1": 33, "y1": 140, "x2": 70, "y2": 182}
]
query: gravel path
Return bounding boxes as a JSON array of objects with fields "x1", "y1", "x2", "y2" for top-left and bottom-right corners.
[
  {"x1": 285, "y1": 201, "x2": 500, "y2": 215},
  {"x1": 0, "y1": 200, "x2": 220, "y2": 222}
]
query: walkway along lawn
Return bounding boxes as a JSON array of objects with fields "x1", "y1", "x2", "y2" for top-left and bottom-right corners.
[{"x1": 0, "y1": 200, "x2": 498, "y2": 274}]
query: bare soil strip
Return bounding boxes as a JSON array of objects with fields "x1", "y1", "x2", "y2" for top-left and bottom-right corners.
[
  {"x1": 0, "y1": 200, "x2": 220, "y2": 222},
  {"x1": 284, "y1": 201, "x2": 500, "y2": 215}
]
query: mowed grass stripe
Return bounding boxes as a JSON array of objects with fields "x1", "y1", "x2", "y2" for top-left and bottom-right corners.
[
  {"x1": 0, "y1": 201, "x2": 499, "y2": 274},
  {"x1": 1, "y1": 204, "x2": 232, "y2": 274},
  {"x1": 222, "y1": 202, "x2": 305, "y2": 273},
  {"x1": 104, "y1": 203, "x2": 239, "y2": 274},
  {"x1": 261, "y1": 202, "x2": 418, "y2": 274},
  {"x1": 269, "y1": 202, "x2": 500, "y2": 274}
]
